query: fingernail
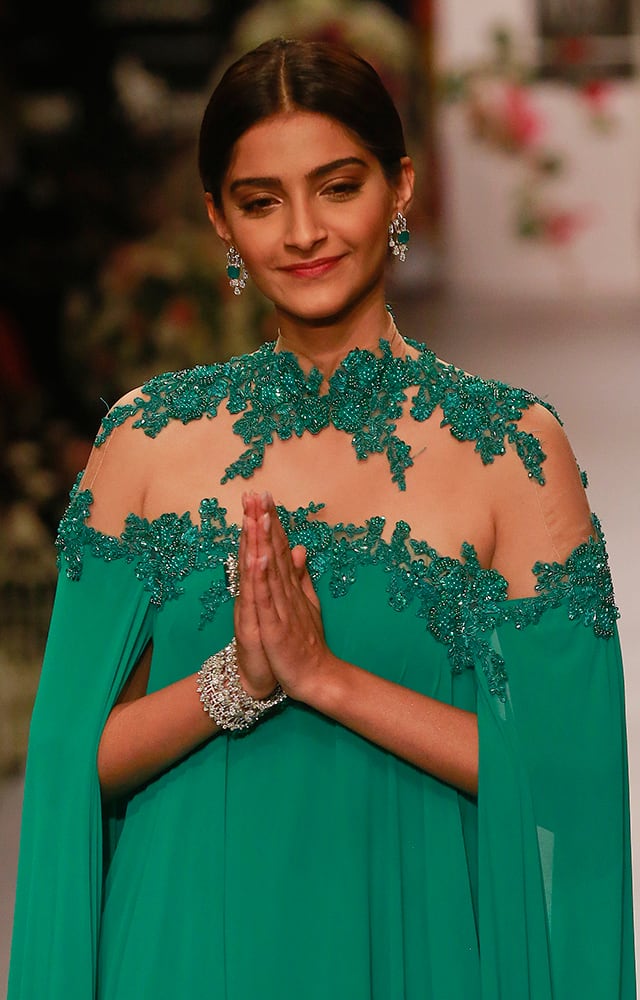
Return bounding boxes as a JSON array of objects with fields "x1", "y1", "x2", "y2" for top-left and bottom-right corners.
[{"x1": 262, "y1": 512, "x2": 270, "y2": 533}]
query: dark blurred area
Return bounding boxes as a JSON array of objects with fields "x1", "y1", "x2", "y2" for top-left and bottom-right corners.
[
  {"x1": 0, "y1": 0, "x2": 424, "y2": 539},
  {"x1": 0, "y1": 0, "x2": 255, "y2": 452}
]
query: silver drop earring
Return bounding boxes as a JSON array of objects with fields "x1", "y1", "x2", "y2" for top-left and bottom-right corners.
[
  {"x1": 388, "y1": 212, "x2": 410, "y2": 262},
  {"x1": 226, "y1": 246, "x2": 248, "y2": 295}
]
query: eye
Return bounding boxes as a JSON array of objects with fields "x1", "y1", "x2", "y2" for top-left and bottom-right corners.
[
  {"x1": 241, "y1": 195, "x2": 279, "y2": 215},
  {"x1": 323, "y1": 180, "x2": 363, "y2": 200}
]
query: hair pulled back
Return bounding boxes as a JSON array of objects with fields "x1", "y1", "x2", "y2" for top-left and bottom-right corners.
[{"x1": 199, "y1": 37, "x2": 407, "y2": 207}]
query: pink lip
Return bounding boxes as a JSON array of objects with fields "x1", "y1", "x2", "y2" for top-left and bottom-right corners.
[{"x1": 279, "y1": 255, "x2": 344, "y2": 278}]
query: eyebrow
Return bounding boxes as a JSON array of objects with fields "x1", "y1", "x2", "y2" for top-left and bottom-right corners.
[{"x1": 229, "y1": 157, "x2": 368, "y2": 194}]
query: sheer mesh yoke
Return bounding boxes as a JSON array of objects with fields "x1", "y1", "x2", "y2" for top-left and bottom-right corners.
[
  {"x1": 9, "y1": 337, "x2": 634, "y2": 1000},
  {"x1": 79, "y1": 337, "x2": 595, "y2": 600},
  {"x1": 64, "y1": 338, "x2": 616, "y2": 702}
]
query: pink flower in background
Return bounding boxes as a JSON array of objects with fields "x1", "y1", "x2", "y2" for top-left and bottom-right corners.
[
  {"x1": 442, "y1": 25, "x2": 617, "y2": 246},
  {"x1": 468, "y1": 81, "x2": 546, "y2": 157},
  {"x1": 581, "y1": 79, "x2": 612, "y2": 110},
  {"x1": 578, "y1": 78, "x2": 617, "y2": 132},
  {"x1": 542, "y1": 210, "x2": 587, "y2": 245},
  {"x1": 503, "y1": 85, "x2": 543, "y2": 150}
]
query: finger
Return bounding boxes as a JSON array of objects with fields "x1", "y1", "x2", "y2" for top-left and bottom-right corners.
[
  {"x1": 291, "y1": 545, "x2": 306, "y2": 573},
  {"x1": 243, "y1": 490, "x2": 260, "y2": 528},
  {"x1": 260, "y1": 495, "x2": 296, "y2": 585},
  {"x1": 291, "y1": 545, "x2": 320, "y2": 609},
  {"x1": 237, "y1": 492, "x2": 249, "y2": 570},
  {"x1": 255, "y1": 510, "x2": 294, "y2": 623},
  {"x1": 250, "y1": 536, "x2": 282, "y2": 630},
  {"x1": 251, "y1": 496, "x2": 300, "y2": 627},
  {"x1": 234, "y1": 514, "x2": 260, "y2": 641}
]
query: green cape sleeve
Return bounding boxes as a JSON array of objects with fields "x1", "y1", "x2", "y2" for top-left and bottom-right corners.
[
  {"x1": 8, "y1": 555, "x2": 152, "y2": 999},
  {"x1": 475, "y1": 604, "x2": 635, "y2": 998}
]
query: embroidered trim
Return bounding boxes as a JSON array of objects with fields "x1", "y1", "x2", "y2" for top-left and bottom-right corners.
[
  {"x1": 56, "y1": 478, "x2": 618, "y2": 700},
  {"x1": 93, "y1": 339, "x2": 561, "y2": 490}
]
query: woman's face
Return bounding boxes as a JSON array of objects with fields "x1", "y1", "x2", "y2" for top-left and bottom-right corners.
[{"x1": 207, "y1": 111, "x2": 413, "y2": 325}]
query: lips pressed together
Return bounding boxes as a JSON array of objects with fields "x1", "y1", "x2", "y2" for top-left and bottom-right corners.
[{"x1": 278, "y1": 254, "x2": 346, "y2": 278}]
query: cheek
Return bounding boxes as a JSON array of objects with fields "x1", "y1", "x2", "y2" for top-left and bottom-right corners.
[
  {"x1": 350, "y1": 215, "x2": 390, "y2": 265},
  {"x1": 231, "y1": 222, "x2": 278, "y2": 270},
  {"x1": 349, "y1": 194, "x2": 393, "y2": 249}
]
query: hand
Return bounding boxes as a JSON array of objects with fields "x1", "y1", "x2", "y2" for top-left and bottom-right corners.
[
  {"x1": 233, "y1": 492, "x2": 279, "y2": 699},
  {"x1": 248, "y1": 491, "x2": 336, "y2": 702}
]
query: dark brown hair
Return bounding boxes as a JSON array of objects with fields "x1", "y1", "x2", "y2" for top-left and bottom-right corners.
[{"x1": 198, "y1": 37, "x2": 407, "y2": 207}]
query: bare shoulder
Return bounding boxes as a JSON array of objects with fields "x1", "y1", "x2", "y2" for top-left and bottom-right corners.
[
  {"x1": 506, "y1": 399, "x2": 586, "y2": 489},
  {"x1": 79, "y1": 383, "x2": 159, "y2": 532}
]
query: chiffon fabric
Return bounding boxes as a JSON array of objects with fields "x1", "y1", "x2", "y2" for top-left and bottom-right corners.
[{"x1": 8, "y1": 338, "x2": 635, "y2": 998}]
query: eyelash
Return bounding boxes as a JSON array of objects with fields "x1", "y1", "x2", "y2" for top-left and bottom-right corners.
[
  {"x1": 241, "y1": 197, "x2": 278, "y2": 215},
  {"x1": 324, "y1": 181, "x2": 362, "y2": 200},
  {"x1": 240, "y1": 181, "x2": 363, "y2": 215}
]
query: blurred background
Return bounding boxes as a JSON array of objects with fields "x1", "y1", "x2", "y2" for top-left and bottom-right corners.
[{"x1": 1, "y1": 0, "x2": 639, "y2": 992}]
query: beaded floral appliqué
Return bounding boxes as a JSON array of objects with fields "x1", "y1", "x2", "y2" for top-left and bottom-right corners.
[
  {"x1": 57, "y1": 481, "x2": 618, "y2": 700},
  {"x1": 63, "y1": 336, "x2": 615, "y2": 698},
  {"x1": 56, "y1": 476, "x2": 240, "y2": 609},
  {"x1": 94, "y1": 338, "x2": 560, "y2": 490}
]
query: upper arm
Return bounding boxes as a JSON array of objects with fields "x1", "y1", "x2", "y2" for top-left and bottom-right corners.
[{"x1": 491, "y1": 403, "x2": 594, "y2": 598}]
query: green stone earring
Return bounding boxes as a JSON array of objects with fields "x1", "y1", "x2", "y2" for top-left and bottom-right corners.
[
  {"x1": 388, "y1": 212, "x2": 410, "y2": 262},
  {"x1": 226, "y1": 246, "x2": 248, "y2": 295}
]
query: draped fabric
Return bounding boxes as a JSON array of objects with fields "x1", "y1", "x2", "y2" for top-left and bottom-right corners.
[{"x1": 8, "y1": 339, "x2": 635, "y2": 997}]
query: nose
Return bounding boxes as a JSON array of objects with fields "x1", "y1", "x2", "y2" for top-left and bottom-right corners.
[{"x1": 284, "y1": 195, "x2": 327, "y2": 253}]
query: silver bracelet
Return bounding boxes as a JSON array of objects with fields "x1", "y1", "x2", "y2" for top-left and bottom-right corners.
[{"x1": 197, "y1": 637, "x2": 287, "y2": 732}]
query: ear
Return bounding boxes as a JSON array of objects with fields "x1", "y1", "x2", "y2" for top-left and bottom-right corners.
[
  {"x1": 392, "y1": 156, "x2": 415, "y2": 217},
  {"x1": 204, "y1": 192, "x2": 232, "y2": 244}
]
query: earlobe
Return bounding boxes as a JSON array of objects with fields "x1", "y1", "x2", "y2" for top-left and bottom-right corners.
[{"x1": 204, "y1": 192, "x2": 232, "y2": 244}]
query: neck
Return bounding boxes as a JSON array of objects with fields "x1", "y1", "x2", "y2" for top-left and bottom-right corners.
[{"x1": 273, "y1": 294, "x2": 404, "y2": 377}]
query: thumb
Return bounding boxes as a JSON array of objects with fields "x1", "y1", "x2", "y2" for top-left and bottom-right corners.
[{"x1": 291, "y1": 545, "x2": 319, "y2": 607}]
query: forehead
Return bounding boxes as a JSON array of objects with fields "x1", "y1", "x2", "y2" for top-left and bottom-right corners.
[{"x1": 225, "y1": 111, "x2": 375, "y2": 181}]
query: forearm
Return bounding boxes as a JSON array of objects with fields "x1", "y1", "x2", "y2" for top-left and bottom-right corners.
[
  {"x1": 303, "y1": 655, "x2": 478, "y2": 795},
  {"x1": 97, "y1": 673, "x2": 219, "y2": 800}
]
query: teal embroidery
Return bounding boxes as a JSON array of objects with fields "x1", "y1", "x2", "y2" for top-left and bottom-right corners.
[
  {"x1": 93, "y1": 337, "x2": 560, "y2": 490},
  {"x1": 56, "y1": 475, "x2": 240, "y2": 609},
  {"x1": 56, "y1": 481, "x2": 618, "y2": 700},
  {"x1": 532, "y1": 515, "x2": 619, "y2": 637}
]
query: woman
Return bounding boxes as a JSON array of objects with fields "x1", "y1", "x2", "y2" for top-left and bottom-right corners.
[{"x1": 9, "y1": 37, "x2": 635, "y2": 998}]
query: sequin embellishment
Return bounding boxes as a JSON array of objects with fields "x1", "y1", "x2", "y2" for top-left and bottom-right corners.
[
  {"x1": 59, "y1": 335, "x2": 615, "y2": 699},
  {"x1": 57, "y1": 480, "x2": 618, "y2": 700},
  {"x1": 93, "y1": 338, "x2": 560, "y2": 490}
]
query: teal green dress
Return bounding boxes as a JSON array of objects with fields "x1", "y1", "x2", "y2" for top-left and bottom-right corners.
[{"x1": 8, "y1": 339, "x2": 635, "y2": 998}]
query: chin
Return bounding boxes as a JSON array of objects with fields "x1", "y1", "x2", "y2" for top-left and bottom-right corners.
[
  {"x1": 277, "y1": 300, "x2": 356, "y2": 328},
  {"x1": 272, "y1": 277, "x2": 384, "y2": 327}
]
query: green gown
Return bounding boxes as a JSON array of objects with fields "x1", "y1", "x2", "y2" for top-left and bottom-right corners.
[{"x1": 8, "y1": 338, "x2": 635, "y2": 998}]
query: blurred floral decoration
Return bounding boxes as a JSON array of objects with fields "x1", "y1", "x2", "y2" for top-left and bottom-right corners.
[
  {"x1": 63, "y1": 0, "x2": 431, "y2": 413},
  {"x1": 223, "y1": 0, "x2": 423, "y2": 123},
  {"x1": 440, "y1": 26, "x2": 619, "y2": 245},
  {"x1": 63, "y1": 221, "x2": 275, "y2": 410}
]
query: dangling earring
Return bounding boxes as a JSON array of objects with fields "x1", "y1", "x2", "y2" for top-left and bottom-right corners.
[
  {"x1": 226, "y1": 246, "x2": 248, "y2": 295},
  {"x1": 388, "y1": 212, "x2": 410, "y2": 262}
]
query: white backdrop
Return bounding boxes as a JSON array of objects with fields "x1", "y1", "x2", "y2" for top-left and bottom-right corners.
[
  {"x1": 435, "y1": 0, "x2": 640, "y2": 976},
  {"x1": 435, "y1": 0, "x2": 640, "y2": 299}
]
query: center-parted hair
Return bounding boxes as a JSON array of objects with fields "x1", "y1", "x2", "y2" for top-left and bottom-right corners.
[{"x1": 198, "y1": 37, "x2": 407, "y2": 207}]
